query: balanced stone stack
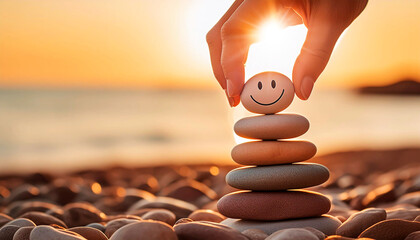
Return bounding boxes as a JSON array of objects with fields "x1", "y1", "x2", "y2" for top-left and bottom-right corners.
[{"x1": 218, "y1": 72, "x2": 341, "y2": 235}]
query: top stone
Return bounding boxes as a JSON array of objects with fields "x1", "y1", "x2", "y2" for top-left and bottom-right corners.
[{"x1": 241, "y1": 72, "x2": 294, "y2": 114}]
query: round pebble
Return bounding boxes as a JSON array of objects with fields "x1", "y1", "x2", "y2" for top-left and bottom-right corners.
[
  {"x1": 226, "y1": 163, "x2": 329, "y2": 191},
  {"x1": 221, "y1": 215, "x2": 341, "y2": 235},
  {"x1": 240, "y1": 72, "x2": 294, "y2": 114},
  {"x1": 174, "y1": 221, "x2": 249, "y2": 240},
  {"x1": 141, "y1": 209, "x2": 176, "y2": 226},
  {"x1": 234, "y1": 114, "x2": 309, "y2": 140},
  {"x1": 105, "y1": 219, "x2": 140, "y2": 238},
  {"x1": 231, "y1": 140, "x2": 316, "y2": 165},
  {"x1": 63, "y1": 203, "x2": 106, "y2": 228},
  {"x1": 188, "y1": 209, "x2": 225, "y2": 223},
  {"x1": 217, "y1": 190, "x2": 331, "y2": 221},
  {"x1": 109, "y1": 221, "x2": 177, "y2": 240},
  {"x1": 386, "y1": 208, "x2": 420, "y2": 221},
  {"x1": 359, "y1": 219, "x2": 420, "y2": 240},
  {"x1": 68, "y1": 227, "x2": 108, "y2": 240},
  {"x1": 19, "y1": 211, "x2": 67, "y2": 228},
  {"x1": 266, "y1": 228, "x2": 319, "y2": 240},
  {"x1": 336, "y1": 208, "x2": 386, "y2": 238},
  {"x1": 4, "y1": 218, "x2": 36, "y2": 228},
  {"x1": 0, "y1": 225, "x2": 20, "y2": 240},
  {"x1": 30, "y1": 225, "x2": 86, "y2": 240},
  {"x1": 128, "y1": 196, "x2": 197, "y2": 219},
  {"x1": 12, "y1": 226, "x2": 34, "y2": 240},
  {"x1": 241, "y1": 229, "x2": 268, "y2": 240},
  {"x1": 405, "y1": 231, "x2": 420, "y2": 240}
]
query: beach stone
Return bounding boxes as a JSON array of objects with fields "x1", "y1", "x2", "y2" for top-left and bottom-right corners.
[
  {"x1": 86, "y1": 223, "x2": 105, "y2": 232},
  {"x1": 5, "y1": 185, "x2": 40, "y2": 204},
  {"x1": 47, "y1": 183, "x2": 79, "y2": 205},
  {"x1": 226, "y1": 163, "x2": 329, "y2": 191},
  {"x1": 141, "y1": 209, "x2": 176, "y2": 225},
  {"x1": 231, "y1": 140, "x2": 316, "y2": 165},
  {"x1": 362, "y1": 183, "x2": 396, "y2": 207},
  {"x1": 174, "y1": 221, "x2": 248, "y2": 240},
  {"x1": 160, "y1": 179, "x2": 217, "y2": 207},
  {"x1": 397, "y1": 191, "x2": 420, "y2": 207},
  {"x1": 221, "y1": 215, "x2": 341, "y2": 235},
  {"x1": 387, "y1": 208, "x2": 420, "y2": 221},
  {"x1": 128, "y1": 196, "x2": 197, "y2": 219},
  {"x1": 30, "y1": 225, "x2": 86, "y2": 240},
  {"x1": 174, "y1": 218, "x2": 193, "y2": 225},
  {"x1": 336, "y1": 208, "x2": 386, "y2": 238},
  {"x1": 105, "y1": 219, "x2": 140, "y2": 238},
  {"x1": 359, "y1": 219, "x2": 420, "y2": 240},
  {"x1": 241, "y1": 229, "x2": 268, "y2": 240},
  {"x1": 4, "y1": 218, "x2": 36, "y2": 228},
  {"x1": 0, "y1": 225, "x2": 20, "y2": 240},
  {"x1": 63, "y1": 202, "x2": 106, "y2": 228},
  {"x1": 69, "y1": 227, "x2": 108, "y2": 240},
  {"x1": 234, "y1": 114, "x2": 309, "y2": 140},
  {"x1": 0, "y1": 213, "x2": 13, "y2": 228},
  {"x1": 13, "y1": 226, "x2": 34, "y2": 240},
  {"x1": 266, "y1": 228, "x2": 319, "y2": 240},
  {"x1": 188, "y1": 209, "x2": 225, "y2": 223},
  {"x1": 109, "y1": 221, "x2": 177, "y2": 240},
  {"x1": 218, "y1": 190, "x2": 331, "y2": 221},
  {"x1": 10, "y1": 201, "x2": 60, "y2": 218},
  {"x1": 20, "y1": 211, "x2": 67, "y2": 228},
  {"x1": 240, "y1": 71, "x2": 294, "y2": 114},
  {"x1": 405, "y1": 231, "x2": 420, "y2": 240}
]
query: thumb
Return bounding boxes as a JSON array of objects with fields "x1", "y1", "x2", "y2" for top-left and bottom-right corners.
[{"x1": 292, "y1": 26, "x2": 343, "y2": 100}]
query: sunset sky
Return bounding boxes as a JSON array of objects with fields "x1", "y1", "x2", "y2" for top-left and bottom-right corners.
[{"x1": 1, "y1": 0, "x2": 419, "y2": 89}]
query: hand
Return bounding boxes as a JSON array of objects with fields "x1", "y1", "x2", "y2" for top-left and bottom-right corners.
[{"x1": 206, "y1": 0, "x2": 368, "y2": 106}]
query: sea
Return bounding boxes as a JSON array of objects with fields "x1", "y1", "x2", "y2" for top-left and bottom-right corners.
[{"x1": 0, "y1": 88, "x2": 419, "y2": 173}]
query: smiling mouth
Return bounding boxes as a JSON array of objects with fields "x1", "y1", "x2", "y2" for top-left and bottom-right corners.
[{"x1": 250, "y1": 89, "x2": 285, "y2": 106}]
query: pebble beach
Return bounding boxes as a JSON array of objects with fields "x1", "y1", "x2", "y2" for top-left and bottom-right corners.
[{"x1": 0, "y1": 148, "x2": 419, "y2": 240}]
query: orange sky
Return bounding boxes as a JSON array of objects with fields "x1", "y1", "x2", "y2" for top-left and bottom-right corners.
[{"x1": 0, "y1": 0, "x2": 419, "y2": 89}]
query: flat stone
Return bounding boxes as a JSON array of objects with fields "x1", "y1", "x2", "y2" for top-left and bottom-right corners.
[
  {"x1": 266, "y1": 228, "x2": 319, "y2": 240},
  {"x1": 217, "y1": 190, "x2": 331, "y2": 221},
  {"x1": 386, "y1": 208, "x2": 420, "y2": 221},
  {"x1": 30, "y1": 225, "x2": 86, "y2": 240},
  {"x1": 63, "y1": 203, "x2": 106, "y2": 228},
  {"x1": 226, "y1": 163, "x2": 329, "y2": 191},
  {"x1": 68, "y1": 227, "x2": 108, "y2": 240},
  {"x1": 234, "y1": 114, "x2": 309, "y2": 140},
  {"x1": 336, "y1": 208, "x2": 386, "y2": 238},
  {"x1": 221, "y1": 215, "x2": 341, "y2": 235},
  {"x1": 188, "y1": 209, "x2": 225, "y2": 223},
  {"x1": 174, "y1": 221, "x2": 249, "y2": 240},
  {"x1": 231, "y1": 141, "x2": 316, "y2": 165},
  {"x1": 405, "y1": 231, "x2": 420, "y2": 240},
  {"x1": 241, "y1": 229, "x2": 268, "y2": 240},
  {"x1": 4, "y1": 218, "x2": 36, "y2": 228},
  {"x1": 359, "y1": 219, "x2": 420, "y2": 240},
  {"x1": 20, "y1": 211, "x2": 67, "y2": 228},
  {"x1": 141, "y1": 209, "x2": 176, "y2": 226},
  {"x1": 109, "y1": 221, "x2": 177, "y2": 240},
  {"x1": 128, "y1": 196, "x2": 197, "y2": 219},
  {"x1": 0, "y1": 225, "x2": 20, "y2": 240},
  {"x1": 13, "y1": 226, "x2": 34, "y2": 240}
]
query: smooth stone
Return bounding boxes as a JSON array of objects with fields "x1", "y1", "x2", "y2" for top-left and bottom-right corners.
[
  {"x1": 188, "y1": 209, "x2": 225, "y2": 223},
  {"x1": 240, "y1": 72, "x2": 294, "y2": 114},
  {"x1": 63, "y1": 203, "x2": 106, "y2": 228},
  {"x1": 231, "y1": 141, "x2": 316, "y2": 165},
  {"x1": 336, "y1": 208, "x2": 386, "y2": 238},
  {"x1": 13, "y1": 226, "x2": 34, "y2": 240},
  {"x1": 109, "y1": 221, "x2": 177, "y2": 240},
  {"x1": 105, "y1": 219, "x2": 140, "y2": 238},
  {"x1": 0, "y1": 225, "x2": 20, "y2": 240},
  {"x1": 241, "y1": 229, "x2": 268, "y2": 240},
  {"x1": 68, "y1": 227, "x2": 108, "y2": 240},
  {"x1": 174, "y1": 221, "x2": 249, "y2": 240},
  {"x1": 217, "y1": 190, "x2": 331, "y2": 221},
  {"x1": 141, "y1": 209, "x2": 176, "y2": 226},
  {"x1": 266, "y1": 228, "x2": 319, "y2": 240},
  {"x1": 4, "y1": 218, "x2": 36, "y2": 228},
  {"x1": 359, "y1": 219, "x2": 420, "y2": 240},
  {"x1": 0, "y1": 213, "x2": 13, "y2": 228},
  {"x1": 226, "y1": 163, "x2": 329, "y2": 191},
  {"x1": 387, "y1": 208, "x2": 420, "y2": 221},
  {"x1": 405, "y1": 231, "x2": 420, "y2": 240},
  {"x1": 234, "y1": 114, "x2": 309, "y2": 140},
  {"x1": 221, "y1": 215, "x2": 341, "y2": 235},
  {"x1": 397, "y1": 191, "x2": 420, "y2": 207},
  {"x1": 86, "y1": 223, "x2": 106, "y2": 232},
  {"x1": 30, "y1": 226, "x2": 86, "y2": 240},
  {"x1": 128, "y1": 196, "x2": 197, "y2": 219},
  {"x1": 174, "y1": 218, "x2": 193, "y2": 225},
  {"x1": 19, "y1": 211, "x2": 67, "y2": 228}
]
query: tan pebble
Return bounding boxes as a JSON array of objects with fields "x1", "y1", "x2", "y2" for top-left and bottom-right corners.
[
  {"x1": 4, "y1": 218, "x2": 36, "y2": 228},
  {"x1": 241, "y1": 228, "x2": 268, "y2": 240},
  {"x1": 110, "y1": 221, "x2": 177, "y2": 240},
  {"x1": 359, "y1": 219, "x2": 420, "y2": 240},
  {"x1": 240, "y1": 72, "x2": 294, "y2": 114},
  {"x1": 336, "y1": 208, "x2": 386, "y2": 238},
  {"x1": 387, "y1": 208, "x2": 420, "y2": 221},
  {"x1": 141, "y1": 209, "x2": 176, "y2": 226},
  {"x1": 0, "y1": 225, "x2": 20, "y2": 240},
  {"x1": 226, "y1": 163, "x2": 329, "y2": 191},
  {"x1": 63, "y1": 203, "x2": 106, "y2": 228},
  {"x1": 174, "y1": 218, "x2": 193, "y2": 225},
  {"x1": 188, "y1": 209, "x2": 225, "y2": 223},
  {"x1": 19, "y1": 211, "x2": 67, "y2": 228},
  {"x1": 234, "y1": 114, "x2": 309, "y2": 140},
  {"x1": 69, "y1": 227, "x2": 108, "y2": 240},
  {"x1": 30, "y1": 225, "x2": 86, "y2": 240},
  {"x1": 231, "y1": 141, "x2": 316, "y2": 165},
  {"x1": 174, "y1": 221, "x2": 248, "y2": 240},
  {"x1": 405, "y1": 231, "x2": 420, "y2": 240},
  {"x1": 105, "y1": 219, "x2": 140, "y2": 238},
  {"x1": 12, "y1": 226, "x2": 34, "y2": 240},
  {"x1": 266, "y1": 228, "x2": 319, "y2": 240},
  {"x1": 127, "y1": 196, "x2": 197, "y2": 219}
]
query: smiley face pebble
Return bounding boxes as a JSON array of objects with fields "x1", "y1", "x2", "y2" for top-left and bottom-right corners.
[{"x1": 240, "y1": 72, "x2": 294, "y2": 114}]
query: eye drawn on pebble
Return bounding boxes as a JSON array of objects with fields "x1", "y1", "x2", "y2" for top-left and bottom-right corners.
[{"x1": 240, "y1": 72, "x2": 294, "y2": 114}]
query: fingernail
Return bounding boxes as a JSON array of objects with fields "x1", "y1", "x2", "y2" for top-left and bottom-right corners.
[
  {"x1": 301, "y1": 76, "x2": 314, "y2": 100},
  {"x1": 227, "y1": 80, "x2": 235, "y2": 97}
]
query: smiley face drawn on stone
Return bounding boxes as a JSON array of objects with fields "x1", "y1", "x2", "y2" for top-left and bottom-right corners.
[{"x1": 240, "y1": 72, "x2": 294, "y2": 114}]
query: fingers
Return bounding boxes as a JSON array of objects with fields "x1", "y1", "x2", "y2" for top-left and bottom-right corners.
[
  {"x1": 292, "y1": 25, "x2": 343, "y2": 100},
  {"x1": 206, "y1": 0, "x2": 244, "y2": 92}
]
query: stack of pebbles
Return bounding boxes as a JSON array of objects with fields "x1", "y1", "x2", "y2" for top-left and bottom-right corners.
[{"x1": 218, "y1": 72, "x2": 341, "y2": 235}]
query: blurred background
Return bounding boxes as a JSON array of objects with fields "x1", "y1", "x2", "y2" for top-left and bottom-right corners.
[{"x1": 1, "y1": 0, "x2": 419, "y2": 173}]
